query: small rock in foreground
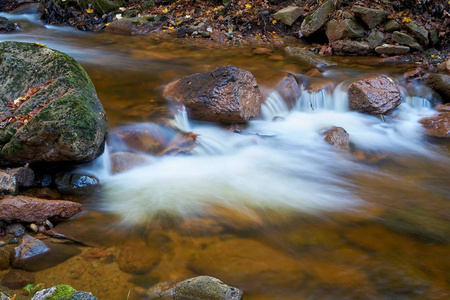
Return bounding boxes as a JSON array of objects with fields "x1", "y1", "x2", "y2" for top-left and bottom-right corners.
[
  {"x1": 419, "y1": 112, "x2": 450, "y2": 138},
  {"x1": 323, "y1": 127, "x2": 350, "y2": 150},
  {"x1": 0, "y1": 17, "x2": 15, "y2": 33},
  {"x1": 146, "y1": 276, "x2": 243, "y2": 300}
]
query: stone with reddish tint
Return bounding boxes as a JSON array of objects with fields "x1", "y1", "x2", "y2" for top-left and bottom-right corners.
[
  {"x1": 4, "y1": 166, "x2": 35, "y2": 187},
  {"x1": 110, "y1": 152, "x2": 148, "y2": 173},
  {"x1": 425, "y1": 74, "x2": 450, "y2": 102},
  {"x1": 348, "y1": 76, "x2": 402, "y2": 114},
  {"x1": 436, "y1": 103, "x2": 450, "y2": 112},
  {"x1": 163, "y1": 66, "x2": 263, "y2": 124},
  {"x1": 419, "y1": 112, "x2": 450, "y2": 138},
  {"x1": 0, "y1": 195, "x2": 83, "y2": 223},
  {"x1": 323, "y1": 127, "x2": 350, "y2": 150},
  {"x1": 117, "y1": 240, "x2": 160, "y2": 274},
  {"x1": 1, "y1": 269, "x2": 35, "y2": 289},
  {"x1": 11, "y1": 234, "x2": 50, "y2": 268},
  {"x1": 273, "y1": 76, "x2": 301, "y2": 109}
]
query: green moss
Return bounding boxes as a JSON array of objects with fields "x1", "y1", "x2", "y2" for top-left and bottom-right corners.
[{"x1": 48, "y1": 284, "x2": 76, "y2": 300}]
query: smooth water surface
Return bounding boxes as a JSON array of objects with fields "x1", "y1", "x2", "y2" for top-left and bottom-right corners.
[{"x1": 1, "y1": 14, "x2": 449, "y2": 300}]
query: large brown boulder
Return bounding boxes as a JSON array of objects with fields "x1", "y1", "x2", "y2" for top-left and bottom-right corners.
[
  {"x1": 419, "y1": 112, "x2": 450, "y2": 138},
  {"x1": 348, "y1": 76, "x2": 402, "y2": 114},
  {"x1": 424, "y1": 74, "x2": 450, "y2": 102},
  {"x1": 0, "y1": 195, "x2": 83, "y2": 223},
  {"x1": 163, "y1": 66, "x2": 263, "y2": 123}
]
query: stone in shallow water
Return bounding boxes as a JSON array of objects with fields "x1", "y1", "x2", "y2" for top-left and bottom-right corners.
[
  {"x1": 419, "y1": 112, "x2": 450, "y2": 138},
  {"x1": 0, "y1": 17, "x2": 15, "y2": 33},
  {"x1": 322, "y1": 126, "x2": 350, "y2": 150},
  {"x1": 55, "y1": 173, "x2": 99, "y2": 195},
  {"x1": 375, "y1": 44, "x2": 410, "y2": 55},
  {"x1": 284, "y1": 46, "x2": 336, "y2": 69},
  {"x1": 11, "y1": 234, "x2": 50, "y2": 268},
  {"x1": 1, "y1": 269, "x2": 35, "y2": 289}
]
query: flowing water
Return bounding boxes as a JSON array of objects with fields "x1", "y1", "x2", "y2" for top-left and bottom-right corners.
[{"x1": 1, "y1": 13, "x2": 450, "y2": 300}]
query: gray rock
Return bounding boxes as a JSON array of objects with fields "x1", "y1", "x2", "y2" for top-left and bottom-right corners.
[
  {"x1": 55, "y1": 173, "x2": 99, "y2": 195},
  {"x1": 0, "y1": 171, "x2": 17, "y2": 195},
  {"x1": 272, "y1": 6, "x2": 304, "y2": 26},
  {"x1": 352, "y1": 5, "x2": 389, "y2": 29},
  {"x1": 325, "y1": 19, "x2": 364, "y2": 42},
  {"x1": 6, "y1": 223, "x2": 25, "y2": 237},
  {"x1": 428, "y1": 28, "x2": 439, "y2": 47},
  {"x1": 146, "y1": 276, "x2": 243, "y2": 300},
  {"x1": 300, "y1": 0, "x2": 338, "y2": 37},
  {"x1": 4, "y1": 166, "x2": 35, "y2": 187},
  {"x1": 0, "y1": 17, "x2": 15, "y2": 33},
  {"x1": 425, "y1": 74, "x2": 450, "y2": 101},
  {"x1": 375, "y1": 44, "x2": 410, "y2": 55},
  {"x1": 368, "y1": 30, "x2": 384, "y2": 49},
  {"x1": 32, "y1": 285, "x2": 76, "y2": 300},
  {"x1": 342, "y1": 11, "x2": 356, "y2": 20},
  {"x1": 70, "y1": 291, "x2": 99, "y2": 300},
  {"x1": 404, "y1": 22, "x2": 429, "y2": 47},
  {"x1": 323, "y1": 127, "x2": 350, "y2": 150},
  {"x1": 348, "y1": 75, "x2": 402, "y2": 114},
  {"x1": 11, "y1": 234, "x2": 50, "y2": 268},
  {"x1": 0, "y1": 41, "x2": 107, "y2": 166},
  {"x1": 10, "y1": 3, "x2": 43, "y2": 14},
  {"x1": 1, "y1": 269, "x2": 34, "y2": 289},
  {"x1": 0, "y1": 291, "x2": 10, "y2": 300},
  {"x1": 331, "y1": 40, "x2": 370, "y2": 55},
  {"x1": 284, "y1": 46, "x2": 336, "y2": 69},
  {"x1": 385, "y1": 19, "x2": 401, "y2": 32},
  {"x1": 391, "y1": 31, "x2": 424, "y2": 51}
]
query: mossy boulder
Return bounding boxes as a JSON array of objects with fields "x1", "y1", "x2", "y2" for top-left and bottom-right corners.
[{"x1": 0, "y1": 41, "x2": 107, "y2": 166}]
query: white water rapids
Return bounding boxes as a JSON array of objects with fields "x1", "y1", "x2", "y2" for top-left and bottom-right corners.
[{"x1": 87, "y1": 80, "x2": 444, "y2": 225}]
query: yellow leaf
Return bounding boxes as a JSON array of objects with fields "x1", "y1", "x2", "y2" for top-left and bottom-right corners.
[
  {"x1": 162, "y1": 8, "x2": 168, "y2": 13},
  {"x1": 245, "y1": 3, "x2": 251, "y2": 9},
  {"x1": 176, "y1": 20, "x2": 183, "y2": 25},
  {"x1": 168, "y1": 26, "x2": 174, "y2": 30},
  {"x1": 105, "y1": 22, "x2": 111, "y2": 26},
  {"x1": 402, "y1": 17, "x2": 412, "y2": 23},
  {"x1": 272, "y1": 20, "x2": 277, "y2": 25},
  {"x1": 228, "y1": 28, "x2": 233, "y2": 32},
  {"x1": 86, "y1": 8, "x2": 94, "y2": 14},
  {"x1": 431, "y1": 54, "x2": 435, "y2": 58},
  {"x1": 33, "y1": 42, "x2": 46, "y2": 47}
]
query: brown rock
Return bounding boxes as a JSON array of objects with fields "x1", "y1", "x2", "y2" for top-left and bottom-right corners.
[
  {"x1": 424, "y1": 74, "x2": 450, "y2": 102},
  {"x1": 323, "y1": 127, "x2": 350, "y2": 150},
  {"x1": 117, "y1": 240, "x2": 160, "y2": 274},
  {"x1": 284, "y1": 46, "x2": 336, "y2": 69},
  {"x1": 4, "y1": 166, "x2": 35, "y2": 187},
  {"x1": 252, "y1": 47, "x2": 273, "y2": 55},
  {"x1": 110, "y1": 152, "x2": 148, "y2": 173},
  {"x1": 160, "y1": 132, "x2": 197, "y2": 156},
  {"x1": 11, "y1": 234, "x2": 50, "y2": 268},
  {"x1": 436, "y1": 103, "x2": 450, "y2": 112},
  {"x1": 1, "y1": 269, "x2": 34, "y2": 289},
  {"x1": 419, "y1": 112, "x2": 450, "y2": 138},
  {"x1": 0, "y1": 195, "x2": 83, "y2": 223},
  {"x1": 0, "y1": 247, "x2": 11, "y2": 270},
  {"x1": 331, "y1": 40, "x2": 370, "y2": 56},
  {"x1": 163, "y1": 66, "x2": 263, "y2": 124},
  {"x1": 348, "y1": 76, "x2": 402, "y2": 114},
  {"x1": 273, "y1": 76, "x2": 301, "y2": 109},
  {"x1": 36, "y1": 187, "x2": 61, "y2": 200},
  {"x1": 0, "y1": 171, "x2": 17, "y2": 195},
  {"x1": 108, "y1": 125, "x2": 169, "y2": 154},
  {"x1": 437, "y1": 58, "x2": 450, "y2": 74}
]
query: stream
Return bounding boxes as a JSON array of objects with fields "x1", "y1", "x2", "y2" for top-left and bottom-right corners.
[{"x1": 1, "y1": 12, "x2": 450, "y2": 300}]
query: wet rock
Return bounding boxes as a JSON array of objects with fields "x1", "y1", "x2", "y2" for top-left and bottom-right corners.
[
  {"x1": 36, "y1": 187, "x2": 61, "y2": 200},
  {"x1": 0, "y1": 195, "x2": 83, "y2": 223},
  {"x1": 6, "y1": 223, "x2": 25, "y2": 237},
  {"x1": 368, "y1": 30, "x2": 384, "y2": 49},
  {"x1": 117, "y1": 241, "x2": 160, "y2": 274},
  {"x1": 160, "y1": 131, "x2": 197, "y2": 156},
  {"x1": 105, "y1": 16, "x2": 161, "y2": 35},
  {"x1": 424, "y1": 74, "x2": 450, "y2": 101},
  {"x1": 352, "y1": 5, "x2": 389, "y2": 29},
  {"x1": 331, "y1": 40, "x2": 370, "y2": 55},
  {"x1": 55, "y1": 173, "x2": 99, "y2": 195},
  {"x1": 252, "y1": 47, "x2": 273, "y2": 55},
  {"x1": 375, "y1": 44, "x2": 410, "y2": 55},
  {"x1": 326, "y1": 19, "x2": 364, "y2": 42},
  {"x1": 272, "y1": 6, "x2": 304, "y2": 26},
  {"x1": 110, "y1": 152, "x2": 148, "y2": 173},
  {"x1": 385, "y1": 19, "x2": 401, "y2": 32},
  {"x1": 436, "y1": 103, "x2": 450, "y2": 112},
  {"x1": 0, "y1": 171, "x2": 17, "y2": 195},
  {"x1": 0, "y1": 247, "x2": 10, "y2": 270},
  {"x1": 273, "y1": 76, "x2": 301, "y2": 109},
  {"x1": 284, "y1": 46, "x2": 336, "y2": 69},
  {"x1": 0, "y1": 17, "x2": 15, "y2": 33},
  {"x1": 0, "y1": 41, "x2": 107, "y2": 166},
  {"x1": 348, "y1": 75, "x2": 402, "y2": 114},
  {"x1": 323, "y1": 127, "x2": 350, "y2": 150},
  {"x1": 163, "y1": 66, "x2": 263, "y2": 124},
  {"x1": 32, "y1": 284, "x2": 76, "y2": 300},
  {"x1": 11, "y1": 234, "x2": 50, "y2": 268},
  {"x1": 419, "y1": 112, "x2": 450, "y2": 138},
  {"x1": 4, "y1": 166, "x2": 35, "y2": 187},
  {"x1": 391, "y1": 31, "x2": 424, "y2": 51},
  {"x1": 146, "y1": 276, "x2": 243, "y2": 300},
  {"x1": 404, "y1": 22, "x2": 429, "y2": 47},
  {"x1": 70, "y1": 291, "x2": 99, "y2": 300},
  {"x1": 1, "y1": 269, "x2": 34, "y2": 289},
  {"x1": 300, "y1": 0, "x2": 338, "y2": 37},
  {"x1": 437, "y1": 58, "x2": 450, "y2": 74},
  {"x1": 10, "y1": 2, "x2": 43, "y2": 15}
]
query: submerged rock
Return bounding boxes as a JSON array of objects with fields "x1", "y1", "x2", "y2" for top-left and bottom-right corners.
[
  {"x1": 0, "y1": 41, "x2": 107, "y2": 166},
  {"x1": 273, "y1": 76, "x2": 301, "y2": 109},
  {"x1": 163, "y1": 66, "x2": 263, "y2": 124},
  {"x1": 0, "y1": 17, "x2": 15, "y2": 33},
  {"x1": 323, "y1": 127, "x2": 350, "y2": 150},
  {"x1": 285, "y1": 46, "x2": 336, "y2": 69},
  {"x1": 419, "y1": 112, "x2": 450, "y2": 138},
  {"x1": 1, "y1": 269, "x2": 35, "y2": 289},
  {"x1": 11, "y1": 234, "x2": 50, "y2": 268},
  {"x1": 55, "y1": 173, "x2": 100, "y2": 195},
  {"x1": 0, "y1": 195, "x2": 83, "y2": 223},
  {"x1": 300, "y1": 0, "x2": 337, "y2": 37},
  {"x1": 348, "y1": 75, "x2": 402, "y2": 114},
  {"x1": 352, "y1": 5, "x2": 389, "y2": 29},
  {"x1": 110, "y1": 152, "x2": 149, "y2": 173},
  {"x1": 146, "y1": 276, "x2": 243, "y2": 300},
  {"x1": 0, "y1": 247, "x2": 11, "y2": 270},
  {"x1": 272, "y1": 6, "x2": 304, "y2": 26},
  {"x1": 117, "y1": 240, "x2": 160, "y2": 274}
]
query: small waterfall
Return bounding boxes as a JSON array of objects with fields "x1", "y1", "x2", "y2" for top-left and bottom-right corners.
[
  {"x1": 404, "y1": 96, "x2": 433, "y2": 110},
  {"x1": 261, "y1": 91, "x2": 289, "y2": 120},
  {"x1": 294, "y1": 83, "x2": 348, "y2": 113},
  {"x1": 171, "y1": 104, "x2": 191, "y2": 132}
]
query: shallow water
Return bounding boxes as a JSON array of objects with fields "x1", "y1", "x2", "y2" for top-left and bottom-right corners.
[{"x1": 1, "y1": 13, "x2": 450, "y2": 300}]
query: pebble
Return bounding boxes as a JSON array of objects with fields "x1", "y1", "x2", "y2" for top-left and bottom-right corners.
[
  {"x1": 6, "y1": 223, "x2": 26, "y2": 237},
  {"x1": 30, "y1": 223, "x2": 39, "y2": 233}
]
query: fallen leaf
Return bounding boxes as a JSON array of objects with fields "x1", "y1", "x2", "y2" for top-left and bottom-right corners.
[
  {"x1": 86, "y1": 8, "x2": 94, "y2": 14},
  {"x1": 33, "y1": 42, "x2": 46, "y2": 47}
]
